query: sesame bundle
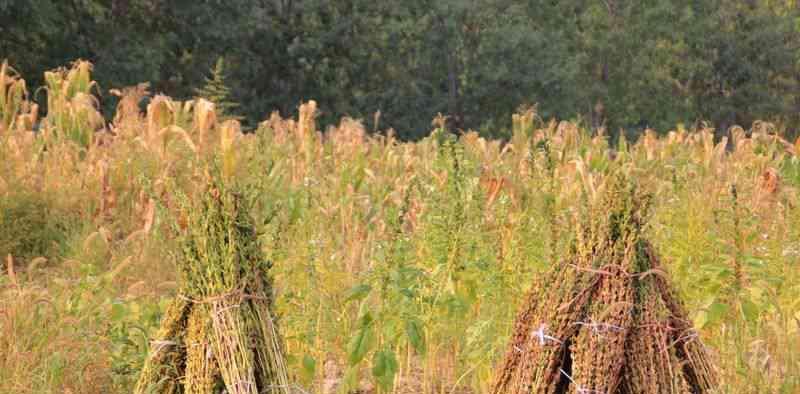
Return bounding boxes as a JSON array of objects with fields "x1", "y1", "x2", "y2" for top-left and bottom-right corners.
[
  {"x1": 492, "y1": 175, "x2": 717, "y2": 394},
  {"x1": 135, "y1": 175, "x2": 289, "y2": 394}
]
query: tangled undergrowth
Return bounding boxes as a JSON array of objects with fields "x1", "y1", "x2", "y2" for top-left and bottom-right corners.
[{"x1": 1, "y1": 62, "x2": 799, "y2": 393}]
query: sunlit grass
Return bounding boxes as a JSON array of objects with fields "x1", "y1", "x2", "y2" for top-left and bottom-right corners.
[{"x1": 1, "y1": 61, "x2": 798, "y2": 393}]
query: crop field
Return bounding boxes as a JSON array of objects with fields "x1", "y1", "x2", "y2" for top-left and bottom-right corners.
[{"x1": 1, "y1": 62, "x2": 800, "y2": 393}]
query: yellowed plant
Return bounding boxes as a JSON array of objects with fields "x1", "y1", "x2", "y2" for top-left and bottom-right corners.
[
  {"x1": 0, "y1": 61, "x2": 36, "y2": 136},
  {"x1": 40, "y1": 61, "x2": 104, "y2": 149}
]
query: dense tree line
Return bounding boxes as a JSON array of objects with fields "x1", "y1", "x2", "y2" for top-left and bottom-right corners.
[{"x1": 2, "y1": 0, "x2": 799, "y2": 139}]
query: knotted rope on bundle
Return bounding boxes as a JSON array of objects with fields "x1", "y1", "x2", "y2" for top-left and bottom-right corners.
[
  {"x1": 135, "y1": 169, "x2": 290, "y2": 394},
  {"x1": 491, "y1": 174, "x2": 718, "y2": 394}
]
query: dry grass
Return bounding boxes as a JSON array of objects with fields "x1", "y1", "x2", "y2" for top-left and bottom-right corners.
[{"x1": 0, "y1": 61, "x2": 798, "y2": 394}]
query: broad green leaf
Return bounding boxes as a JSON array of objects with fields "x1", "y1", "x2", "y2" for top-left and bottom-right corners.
[
  {"x1": 347, "y1": 325, "x2": 374, "y2": 366},
  {"x1": 740, "y1": 299, "x2": 759, "y2": 323},
  {"x1": 372, "y1": 349, "x2": 399, "y2": 390},
  {"x1": 345, "y1": 283, "x2": 372, "y2": 302},
  {"x1": 706, "y1": 301, "x2": 730, "y2": 327},
  {"x1": 301, "y1": 354, "x2": 316, "y2": 380},
  {"x1": 111, "y1": 302, "x2": 126, "y2": 321},
  {"x1": 358, "y1": 311, "x2": 374, "y2": 328},
  {"x1": 405, "y1": 320, "x2": 426, "y2": 355}
]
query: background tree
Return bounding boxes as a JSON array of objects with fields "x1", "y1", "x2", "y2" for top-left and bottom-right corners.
[
  {"x1": 1, "y1": 0, "x2": 798, "y2": 139},
  {"x1": 195, "y1": 57, "x2": 241, "y2": 120}
]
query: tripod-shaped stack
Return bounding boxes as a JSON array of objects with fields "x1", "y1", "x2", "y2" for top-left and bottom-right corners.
[
  {"x1": 135, "y1": 176, "x2": 290, "y2": 394},
  {"x1": 492, "y1": 175, "x2": 717, "y2": 394}
]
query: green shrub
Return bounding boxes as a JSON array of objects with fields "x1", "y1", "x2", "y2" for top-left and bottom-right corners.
[{"x1": 0, "y1": 191, "x2": 73, "y2": 263}]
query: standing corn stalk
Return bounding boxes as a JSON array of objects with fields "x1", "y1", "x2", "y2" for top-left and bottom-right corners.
[
  {"x1": 135, "y1": 168, "x2": 290, "y2": 394},
  {"x1": 491, "y1": 174, "x2": 717, "y2": 394},
  {"x1": 0, "y1": 61, "x2": 37, "y2": 136}
]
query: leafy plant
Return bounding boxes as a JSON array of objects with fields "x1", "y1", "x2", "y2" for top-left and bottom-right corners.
[
  {"x1": 194, "y1": 57, "x2": 241, "y2": 122},
  {"x1": 0, "y1": 191, "x2": 73, "y2": 263}
]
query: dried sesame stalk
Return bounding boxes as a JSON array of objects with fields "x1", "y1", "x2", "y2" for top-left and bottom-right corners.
[
  {"x1": 136, "y1": 168, "x2": 290, "y2": 394},
  {"x1": 185, "y1": 304, "x2": 220, "y2": 394},
  {"x1": 134, "y1": 298, "x2": 191, "y2": 394},
  {"x1": 491, "y1": 174, "x2": 717, "y2": 394}
]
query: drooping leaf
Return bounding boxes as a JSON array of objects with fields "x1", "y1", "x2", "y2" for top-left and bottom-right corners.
[
  {"x1": 347, "y1": 324, "x2": 374, "y2": 366},
  {"x1": 371, "y1": 349, "x2": 398, "y2": 390},
  {"x1": 345, "y1": 283, "x2": 372, "y2": 302},
  {"x1": 740, "y1": 299, "x2": 760, "y2": 323},
  {"x1": 405, "y1": 319, "x2": 426, "y2": 355},
  {"x1": 301, "y1": 354, "x2": 316, "y2": 381}
]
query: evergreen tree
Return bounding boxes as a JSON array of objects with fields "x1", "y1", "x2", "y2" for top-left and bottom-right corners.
[{"x1": 194, "y1": 57, "x2": 240, "y2": 121}]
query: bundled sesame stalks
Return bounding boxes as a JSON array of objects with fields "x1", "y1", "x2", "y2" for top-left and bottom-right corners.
[
  {"x1": 491, "y1": 174, "x2": 717, "y2": 394},
  {"x1": 135, "y1": 173, "x2": 290, "y2": 394},
  {"x1": 135, "y1": 298, "x2": 192, "y2": 394}
]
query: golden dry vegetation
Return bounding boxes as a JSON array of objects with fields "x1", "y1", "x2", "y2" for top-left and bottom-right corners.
[{"x1": 1, "y1": 62, "x2": 800, "y2": 393}]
